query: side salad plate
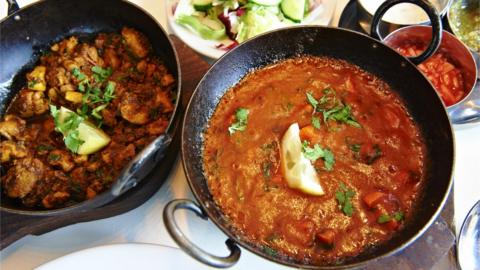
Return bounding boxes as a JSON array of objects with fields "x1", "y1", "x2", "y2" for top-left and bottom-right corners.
[{"x1": 166, "y1": 0, "x2": 337, "y2": 59}]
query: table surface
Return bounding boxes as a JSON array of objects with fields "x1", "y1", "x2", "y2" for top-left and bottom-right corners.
[{"x1": 1, "y1": 0, "x2": 479, "y2": 269}]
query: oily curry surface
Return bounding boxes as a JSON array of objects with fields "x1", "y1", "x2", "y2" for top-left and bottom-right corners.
[{"x1": 203, "y1": 57, "x2": 426, "y2": 265}]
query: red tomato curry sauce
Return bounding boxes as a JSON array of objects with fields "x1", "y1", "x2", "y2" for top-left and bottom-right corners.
[{"x1": 203, "y1": 57, "x2": 426, "y2": 265}]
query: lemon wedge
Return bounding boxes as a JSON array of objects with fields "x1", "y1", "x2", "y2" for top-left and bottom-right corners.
[
  {"x1": 280, "y1": 123, "x2": 324, "y2": 196},
  {"x1": 57, "y1": 107, "x2": 111, "y2": 155},
  {"x1": 76, "y1": 121, "x2": 111, "y2": 155}
]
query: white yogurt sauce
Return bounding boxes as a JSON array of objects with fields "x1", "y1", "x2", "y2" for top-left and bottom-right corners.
[{"x1": 359, "y1": 0, "x2": 444, "y2": 25}]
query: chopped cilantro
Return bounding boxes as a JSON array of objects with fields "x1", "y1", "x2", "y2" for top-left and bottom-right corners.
[
  {"x1": 377, "y1": 211, "x2": 404, "y2": 224},
  {"x1": 91, "y1": 104, "x2": 108, "y2": 119},
  {"x1": 91, "y1": 66, "x2": 112, "y2": 82},
  {"x1": 366, "y1": 145, "x2": 382, "y2": 164},
  {"x1": 64, "y1": 130, "x2": 85, "y2": 153},
  {"x1": 262, "y1": 246, "x2": 278, "y2": 257},
  {"x1": 324, "y1": 105, "x2": 361, "y2": 128},
  {"x1": 36, "y1": 144, "x2": 54, "y2": 151},
  {"x1": 302, "y1": 141, "x2": 335, "y2": 171},
  {"x1": 312, "y1": 116, "x2": 321, "y2": 129},
  {"x1": 50, "y1": 105, "x2": 85, "y2": 153},
  {"x1": 349, "y1": 143, "x2": 361, "y2": 153},
  {"x1": 262, "y1": 162, "x2": 272, "y2": 180},
  {"x1": 335, "y1": 182, "x2": 355, "y2": 216},
  {"x1": 48, "y1": 153, "x2": 61, "y2": 161},
  {"x1": 306, "y1": 88, "x2": 361, "y2": 128},
  {"x1": 377, "y1": 214, "x2": 392, "y2": 224},
  {"x1": 71, "y1": 67, "x2": 87, "y2": 81},
  {"x1": 393, "y1": 211, "x2": 404, "y2": 221},
  {"x1": 228, "y1": 108, "x2": 249, "y2": 135},
  {"x1": 306, "y1": 92, "x2": 318, "y2": 111},
  {"x1": 103, "y1": 81, "x2": 116, "y2": 102}
]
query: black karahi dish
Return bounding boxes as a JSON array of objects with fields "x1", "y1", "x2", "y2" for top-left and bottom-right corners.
[
  {"x1": 163, "y1": 1, "x2": 454, "y2": 269},
  {"x1": 0, "y1": 0, "x2": 181, "y2": 215}
]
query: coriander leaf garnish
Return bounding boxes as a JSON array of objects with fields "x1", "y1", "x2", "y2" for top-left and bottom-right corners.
[
  {"x1": 377, "y1": 211, "x2": 404, "y2": 224},
  {"x1": 262, "y1": 246, "x2": 278, "y2": 257},
  {"x1": 36, "y1": 144, "x2": 54, "y2": 151},
  {"x1": 48, "y1": 153, "x2": 61, "y2": 161},
  {"x1": 64, "y1": 129, "x2": 85, "y2": 153},
  {"x1": 91, "y1": 66, "x2": 113, "y2": 82},
  {"x1": 228, "y1": 108, "x2": 249, "y2": 135},
  {"x1": 349, "y1": 143, "x2": 361, "y2": 153},
  {"x1": 306, "y1": 92, "x2": 318, "y2": 111},
  {"x1": 393, "y1": 211, "x2": 404, "y2": 221},
  {"x1": 335, "y1": 182, "x2": 355, "y2": 216},
  {"x1": 312, "y1": 116, "x2": 321, "y2": 129},
  {"x1": 377, "y1": 214, "x2": 391, "y2": 224},
  {"x1": 302, "y1": 141, "x2": 324, "y2": 161},
  {"x1": 322, "y1": 148, "x2": 335, "y2": 171},
  {"x1": 306, "y1": 88, "x2": 361, "y2": 128},
  {"x1": 366, "y1": 144, "x2": 382, "y2": 164},
  {"x1": 103, "y1": 81, "x2": 116, "y2": 102},
  {"x1": 50, "y1": 105, "x2": 85, "y2": 153},
  {"x1": 302, "y1": 141, "x2": 335, "y2": 171},
  {"x1": 71, "y1": 67, "x2": 87, "y2": 81},
  {"x1": 325, "y1": 105, "x2": 361, "y2": 128}
]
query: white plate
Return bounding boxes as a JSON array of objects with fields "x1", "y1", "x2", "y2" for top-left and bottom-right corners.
[
  {"x1": 35, "y1": 243, "x2": 211, "y2": 270},
  {"x1": 166, "y1": 0, "x2": 337, "y2": 59}
]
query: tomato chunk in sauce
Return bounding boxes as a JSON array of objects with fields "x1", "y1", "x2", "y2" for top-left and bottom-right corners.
[{"x1": 203, "y1": 57, "x2": 426, "y2": 265}]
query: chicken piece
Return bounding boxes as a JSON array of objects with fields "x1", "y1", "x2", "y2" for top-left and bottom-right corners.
[
  {"x1": 10, "y1": 89, "x2": 49, "y2": 118},
  {"x1": 154, "y1": 89, "x2": 174, "y2": 113},
  {"x1": 0, "y1": 141, "x2": 28, "y2": 162},
  {"x1": 146, "y1": 118, "x2": 169, "y2": 135},
  {"x1": 2, "y1": 157, "x2": 45, "y2": 198},
  {"x1": 62, "y1": 60, "x2": 79, "y2": 72},
  {"x1": 119, "y1": 89, "x2": 173, "y2": 125},
  {"x1": 101, "y1": 142, "x2": 135, "y2": 170},
  {"x1": 60, "y1": 84, "x2": 76, "y2": 92},
  {"x1": 27, "y1": 66, "x2": 47, "y2": 91},
  {"x1": 119, "y1": 92, "x2": 150, "y2": 124},
  {"x1": 101, "y1": 106, "x2": 117, "y2": 127},
  {"x1": 42, "y1": 191, "x2": 70, "y2": 209},
  {"x1": 51, "y1": 36, "x2": 78, "y2": 55},
  {"x1": 42, "y1": 117, "x2": 55, "y2": 134},
  {"x1": 48, "y1": 150, "x2": 75, "y2": 172},
  {"x1": 86, "y1": 180, "x2": 104, "y2": 199},
  {"x1": 0, "y1": 115, "x2": 26, "y2": 140},
  {"x1": 86, "y1": 160, "x2": 101, "y2": 172},
  {"x1": 104, "y1": 48, "x2": 120, "y2": 70},
  {"x1": 161, "y1": 74, "x2": 175, "y2": 87},
  {"x1": 80, "y1": 44, "x2": 104, "y2": 67},
  {"x1": 48, "y1": 87, "x2": 59, "y2": 101},
  {"x1": 121, "y1": 27, "x2": 150, "y2": 58},
  {"x1": 73, "y1": 154, "x2": 88, "y2": 164}
]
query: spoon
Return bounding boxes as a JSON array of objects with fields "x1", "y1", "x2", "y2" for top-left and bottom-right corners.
[{"x1": 457, "y1": 200, "x2": 480, "y2": 270}]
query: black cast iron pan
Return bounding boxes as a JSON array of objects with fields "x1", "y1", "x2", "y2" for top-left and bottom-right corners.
[
  {"x1": 0, "y1": 0, "x2": 181, "y2": 215},
  {"x1": 163, "y1": 0, "x2": 454, "y2": 269}
]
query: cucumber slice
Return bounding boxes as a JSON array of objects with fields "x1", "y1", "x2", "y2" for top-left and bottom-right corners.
[
  {"x1": 249, "y1": 0, "x2": 281, "y2": 6},
  {"x1": 192, "y1": 0, "x2": 213, "y2": 11},
  {"x1": 281, "y1": 0, "x2": 306, "y2": 22}
]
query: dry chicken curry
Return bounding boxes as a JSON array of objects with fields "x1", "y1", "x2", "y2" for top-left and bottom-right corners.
[
  {"x1": 0, "y1": 27, "x2": 175, "y2": 209},
  {"x1": 203, "y1": 57, "x2": 426, "y2": 265}
]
